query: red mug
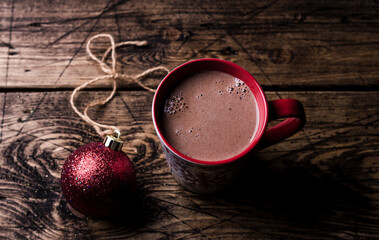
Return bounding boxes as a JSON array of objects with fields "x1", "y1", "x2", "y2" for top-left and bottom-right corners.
[{"x1": 152, "y1": 59, "x2": 305, "y2": 193}]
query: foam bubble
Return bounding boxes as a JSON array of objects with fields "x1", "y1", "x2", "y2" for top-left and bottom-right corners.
[
  {"x1": 164, "y1": 92, "x2": 187, "y2": 115},
  {"x1": 235, "y1": 78, "x2": 245, "y2": 86},
  {"x1": 221, "y1": 78, "x2": 251, "y2": 100}
]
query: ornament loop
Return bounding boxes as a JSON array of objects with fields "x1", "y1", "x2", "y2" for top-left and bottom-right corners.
[
  {"x1": 103, "y1": 130, "x2": 124, "y2": 151},
  {"x1": 114, "y1": 129, "x2": 121, "y2": 139}
]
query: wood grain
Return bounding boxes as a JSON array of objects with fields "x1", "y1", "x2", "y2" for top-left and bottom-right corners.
[
  {"x1": 1, "y1": 0, "x2": 379, "y2": 239},
  {"x1": 1, "y1": 0, "x2": 378, "y2": 89},
  {"x1": 0, "y1": 90, "x2": 378, "y2": 239}
]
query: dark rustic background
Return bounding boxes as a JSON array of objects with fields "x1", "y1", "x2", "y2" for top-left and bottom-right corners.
[{"x1": 1, "y1": 0, "x2": 378, "y2": 239}]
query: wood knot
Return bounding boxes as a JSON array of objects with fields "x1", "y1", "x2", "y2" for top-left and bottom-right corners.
[
  {"x1": 162, "y1": 27, "x2": 181, "y2": 41},
  {"x1": 294, "y1": 13, "x2": 306, "y2": 23},
  {"x1": 220, "y1": 46, "x2": 238, "y2": 55},
  {"x1": 268, "y1": 48, "x2": 293, "y2": 64}
]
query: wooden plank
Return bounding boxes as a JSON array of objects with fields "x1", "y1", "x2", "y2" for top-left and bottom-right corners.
[
  {"x1": 0, "y1": 92, "x2": 4, "y2": 145},
  {"x1": 0, "y1": 0, "x2": 12, "y2": 85},
  {"x1": 0, "y1": 0, "x2": 117, "y2": 88},
  {"x1": 228, "y1": 0, "x2": 379, "y2": 88},
  {"x1": 0, "y1": 90, "x2": 378, "y2": 239},
  {"x1": 1, "y1": 0, "x2": 378, "y2": 88}
]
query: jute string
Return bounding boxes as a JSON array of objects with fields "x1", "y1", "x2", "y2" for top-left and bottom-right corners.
[{"x1": 70, "y1": 34, "x2": 170, "y2": 137}]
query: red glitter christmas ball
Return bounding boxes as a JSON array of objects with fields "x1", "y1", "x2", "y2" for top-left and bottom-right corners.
[{"x1": 61, "y1": 141, "x2": 136, "y2": 218}]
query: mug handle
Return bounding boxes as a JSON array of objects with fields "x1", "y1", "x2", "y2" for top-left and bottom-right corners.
[{"x1": 260, "y1": 99, "x2": 306, "y2": 148}]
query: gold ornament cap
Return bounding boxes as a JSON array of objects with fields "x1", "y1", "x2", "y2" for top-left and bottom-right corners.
[{"x1": 103, "y1": 130, "x2": 124, "y2": 151}]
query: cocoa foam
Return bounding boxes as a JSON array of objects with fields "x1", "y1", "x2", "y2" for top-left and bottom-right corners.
[{"x1": 161, "y1": 70, "x2": 259, "y2": 161}]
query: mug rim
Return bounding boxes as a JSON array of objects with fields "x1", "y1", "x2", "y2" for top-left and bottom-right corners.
[{"x1": 152, "y1": 58, "x2": 269, "y2": 165}]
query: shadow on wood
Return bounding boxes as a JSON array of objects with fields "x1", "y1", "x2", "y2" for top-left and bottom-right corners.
[{"x1": 205, "y1": 148, "x2": 376, "y2": 234}]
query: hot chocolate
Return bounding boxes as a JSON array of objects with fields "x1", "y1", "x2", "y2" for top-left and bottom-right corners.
[{"x1": 161, "y1": 70, "x2": 259, "y2": 161}]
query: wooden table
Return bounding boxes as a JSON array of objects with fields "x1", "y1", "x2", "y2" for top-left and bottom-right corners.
[{"x1": 1, "y1": 0, "x2": 378, "y2": 239}]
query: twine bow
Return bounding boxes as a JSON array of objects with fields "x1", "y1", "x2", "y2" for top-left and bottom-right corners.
[{"x1": 70, "y1": 34, "x2": 170, "y2": 137}]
